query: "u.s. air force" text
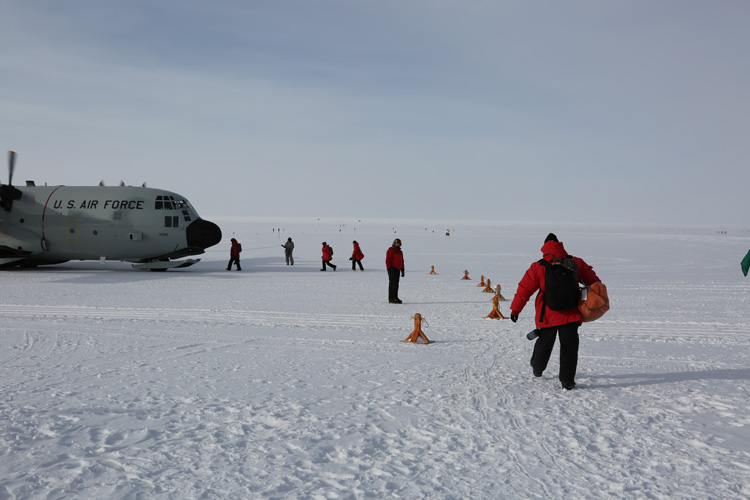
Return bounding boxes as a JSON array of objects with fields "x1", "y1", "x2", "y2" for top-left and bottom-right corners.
[{"x1": 53, "y1": 200, "x2": 145, "y2": 210}]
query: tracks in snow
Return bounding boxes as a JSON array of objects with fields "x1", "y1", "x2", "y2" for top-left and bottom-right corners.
[{"x1": 0, "y1": 303, "x2": 403, "y2": 332}]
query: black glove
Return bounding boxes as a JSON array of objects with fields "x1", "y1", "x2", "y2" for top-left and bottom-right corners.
[
  {"x1": 401, "y1": 270, "x2": 405, "y2": 277},
  {"x1": 510, "y1": 314, "x2": 518, "y2": 323}
]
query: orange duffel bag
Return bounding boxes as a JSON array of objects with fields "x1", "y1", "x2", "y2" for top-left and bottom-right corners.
[{"x1": 579, "y1": 281, "x2": 609, "y2": 322}]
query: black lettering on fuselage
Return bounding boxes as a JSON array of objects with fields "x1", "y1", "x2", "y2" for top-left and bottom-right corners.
[
  {"x1": 102, "y1": 200, "x2": 144, "y2": 210},
  {"x1": 53, "y1": 199, "x2": 145, "y2": 211},
  {"x1": 79, "y1": 200, "x2": 99, "y2": 209}
]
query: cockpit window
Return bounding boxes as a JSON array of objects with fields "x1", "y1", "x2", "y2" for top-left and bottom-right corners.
[{"x1": 155, "y1": 195, "x2": 187, "y2": 210}]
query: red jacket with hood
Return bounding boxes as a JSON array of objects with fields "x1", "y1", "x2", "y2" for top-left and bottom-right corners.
[
  {"x1": 385, "y1": 246, "x2": 404, "y2": 270},
  {"x1": 230, "y1": 240, "x2": 241, "y2": 259},
  {"x1": 322, "y1": 244, "x2": 332, "y2": 261},
  {"x1": 352, "y1": 242, "x2": 364, "y2": 261},
  {"x1": 510, "y1": 240, "x2": 600, "y2": 328}
]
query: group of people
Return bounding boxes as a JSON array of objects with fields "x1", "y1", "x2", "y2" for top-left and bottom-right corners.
[
  {"x1": 319, "y1": 240, "x2": 366, "y2": 272},
  {"x1": 227, "y1": 237, "x2": 406, "y2": 302},
  {"x1": 228, "y1": 232, "x2": 600, "y2": 391}
]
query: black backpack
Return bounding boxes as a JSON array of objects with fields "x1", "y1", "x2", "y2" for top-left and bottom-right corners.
[
  {"x1": 328, "y1": 246, "x2": 333, "y2": 257},
  {"x1": 538, "y1": 256, "x2": 580, "y2": 320}
]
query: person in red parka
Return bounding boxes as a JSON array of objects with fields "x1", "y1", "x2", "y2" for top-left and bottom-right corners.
[
  {"x1": 226, "y1": 238, "x2": 242, "y2": 271},
  {"x1": 385, "y1": 238, "x2": 405, "y2": 303},
  {"x1": 510, "y1": 233, "x2": 600, "y2": 390},
  {"x1": 350, "y1": 240, "x2": 364, "y2": 271},
  {"x1": 321, "y1": 242, "x2": 336, "y2": 271}
]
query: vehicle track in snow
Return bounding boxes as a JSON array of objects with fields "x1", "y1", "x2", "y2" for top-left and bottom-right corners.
[{"x1": 0, "y1": 303, "x2": 402, "y2": 330}]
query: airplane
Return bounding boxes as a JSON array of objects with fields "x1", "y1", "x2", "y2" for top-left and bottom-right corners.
[{"x1": 0, "y1": 151, "x2": 222, "y2": 271}]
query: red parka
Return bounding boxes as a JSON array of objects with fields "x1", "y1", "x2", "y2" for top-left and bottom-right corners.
[
  {"x1": 510, "y1": 240, "x2": 600, "y2": 328},
  {"x1": 352, "y1": 242, "x2": 364, "y2": 261},
  {"x1": 385, "y1": 246, "x2": 404, "y2": 270},
  {"x1": 230, "y1": 240, "x2": 241, "y2": 259},
  {"x1": 322, "y1": 244, "x2": 332, "y2": 261}
]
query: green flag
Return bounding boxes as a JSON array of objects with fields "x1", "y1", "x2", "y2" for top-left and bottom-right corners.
[{"x1": 742, "y1": 249, "x2": 750, "y2": 277}]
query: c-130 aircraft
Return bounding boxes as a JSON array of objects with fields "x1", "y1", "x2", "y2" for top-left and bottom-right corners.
[{"x1": 0, "y1": 151, "x2": 222, "y2": 270}]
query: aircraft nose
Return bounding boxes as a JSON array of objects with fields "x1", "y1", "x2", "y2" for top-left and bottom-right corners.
[{"x1": 186, "y1": 218, "x2": 222, "y2": 250}]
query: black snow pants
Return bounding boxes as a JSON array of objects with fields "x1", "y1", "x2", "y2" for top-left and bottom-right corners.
[
  {"x1": 387, "y1": 268, "x2": 401, "y2": 302},
  {"x1": 530, "y1": 321, "x2": 580, "y2": 384}
]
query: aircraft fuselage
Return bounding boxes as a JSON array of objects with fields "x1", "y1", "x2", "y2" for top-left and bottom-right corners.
[{"x1": 0, "y1": 184, "x2": 222, "y2": 267}]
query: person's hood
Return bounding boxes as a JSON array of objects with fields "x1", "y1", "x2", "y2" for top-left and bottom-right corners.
[{"x1": 541, "y1": 240, "x2": 568, "y2": 261}]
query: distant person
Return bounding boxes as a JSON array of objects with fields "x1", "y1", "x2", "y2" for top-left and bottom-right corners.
[
  {"x1": 385, "y1": 238, "x2": 405, "y2": 303},
  {"x1": 350, "y1": 240, "x2": 364, "y2": 271},
  {"x1": 509, "y1": 233, "x2": 600, "y2": 390},
  {"x1": 226, "y1": 238, "x2": 242, "y2": 271},
  {"x1": 321, "y1": 242, "x2": 336, "y2": 271},
  {"x1": 282, "y1": 237, "x2": 295, "y2": 265}
]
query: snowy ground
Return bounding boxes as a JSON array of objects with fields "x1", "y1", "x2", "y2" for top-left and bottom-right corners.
[{"x1": 1, "y1": 217, "x2": 749, "y2": 499}]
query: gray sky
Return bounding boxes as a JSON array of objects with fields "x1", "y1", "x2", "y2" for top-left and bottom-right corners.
[{"x1": 2, "y1": 1, "x2": 748, "y2": 226}]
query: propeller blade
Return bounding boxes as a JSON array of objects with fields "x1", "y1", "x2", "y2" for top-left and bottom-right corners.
[
  {"x1": 1, "y1": 151, "x2": 22, "y2": 211},
  {"x1": 8, "y1": 151, "x2": 16, "y2": 186}
]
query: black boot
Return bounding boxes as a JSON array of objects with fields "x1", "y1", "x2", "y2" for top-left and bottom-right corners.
[{"x1": 531, "y1": 359, "x2": 542, "y2": 377}]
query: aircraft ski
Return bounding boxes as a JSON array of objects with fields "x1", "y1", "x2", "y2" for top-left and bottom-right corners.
[{"x1": 132, "y1": 259, "x2": 201, "y2": 271}]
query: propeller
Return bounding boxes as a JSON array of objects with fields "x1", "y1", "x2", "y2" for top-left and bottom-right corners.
[
  {"x1": 1, "y1": 151, "x2": 23, "y2": 212},
  {"x1": 8, "y1": 150, "x2": 15, "y2": 185}
]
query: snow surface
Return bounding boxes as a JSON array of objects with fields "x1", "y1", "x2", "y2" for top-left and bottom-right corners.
[{"x1": 1, "y1": 217, "x2": 749, "y2": 499}]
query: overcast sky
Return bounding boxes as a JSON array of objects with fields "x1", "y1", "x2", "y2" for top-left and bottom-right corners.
[{"x1": 1, "y1": 1, "x2": 748, "y2": 226}]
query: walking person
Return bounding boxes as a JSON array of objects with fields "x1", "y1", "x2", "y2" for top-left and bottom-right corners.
[
  {"x1": 282, "y1": 237, "x2": 295, "y2": 265},
  {"x1": 226, "y1": 238, "x2": 242, "y2": 271},
  {"x1": 509, "y1": 233, "x2": 600, "y2": 390},
  {"x1": 350, "y1": 240, "x2": 364, "y2": 271},
  {"x1": 321, "y1": 242, "x2": 336, "y2": 271},
  {"x1": 385, "y1": 238, "x2": 405, "y2": 303}
]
